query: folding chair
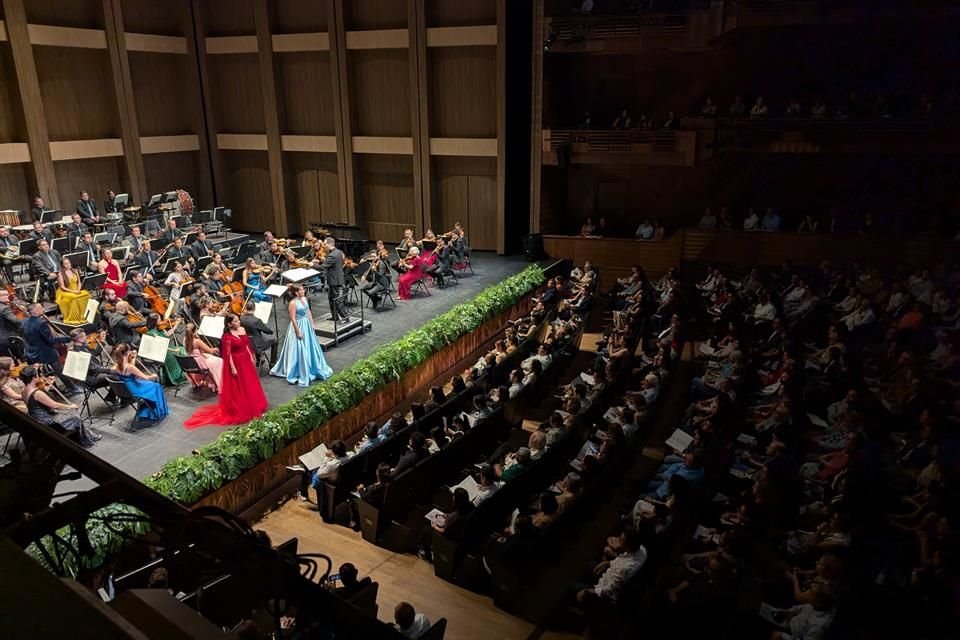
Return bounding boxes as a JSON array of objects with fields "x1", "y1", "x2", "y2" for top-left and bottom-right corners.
[
  {"x1": 411, "y1": 276, "x2": 431, "y2": 298},
  {"x1": 105, "y1": 377, "x2": 145, "y2": 426},
  {"x1": 434, "y1": 265, "x2": 459, "y2": 289},
  {"x1": 143, "y1": 219, "x2": 161, "y2": 237},
  {"x1": 453, "y1": 255, "x2": 475, "y2": 276},
  {"x1": 364, "y1": 287, "x2": 396, "y2": 311},
  {"x1": 175, "y1": 354, "x2": 217, "y2": 396}
]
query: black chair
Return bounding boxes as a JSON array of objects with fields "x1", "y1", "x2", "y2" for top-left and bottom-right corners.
[
  {"x1": 434, "y1": 265, "x2": 459, "y2": 289},
  {"x1": 174, "y1": 354, "x2": 217, "y2": 396},
  {"x1": 421, "y1": 618, "x2": 448, "y2": 640},
  {"x1": 411, "y1": 276, "x2": 431, "y2": 298},
  {"x1": 105, "y1": 376, "x2": 145, "y2": 426}
]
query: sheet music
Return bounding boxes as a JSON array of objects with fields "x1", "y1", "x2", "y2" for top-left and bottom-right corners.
[
  {"x1": 63, "y1": 350, "x2": 92, "y2": 381},
  {"x1": 281, "y1": 268, "x2": 320, "y2": 282},
  {"x1": 198, "y1": 315, "x2": 225, "y2": 339},
  {"x1": 83, "y1": 299, "x2": 99, "y2": 324},
  {"x1": 264, "y1": 284, "x2": 288, "y2": 297},
  {"x1": 736, "y1": 433, "x2": 758, "y2": 447},
  {"x1": 424, "y1": 509, "x2": 447, "y2": 527},
  {"x1": 665, "y1": 428, "x2": 694, "y2": 453},
  {"x1": 449, "y1": 475, "x2": 480, "y2": 502},
  {"x1": 254, "y1": 300, "x2": 273, "y2": 324},
  {"x1": 579, "y1": 372, "x2": 596, "y2": 386},
  {"x1": 138, "y1": 334, "x2": 170, "y2": 364},
  {"x1": 807, "y1": 413, "x2": 829, "y2": 428},
  {"x1": 298, "y1": 443, "x2": 329, "y2": 471}
]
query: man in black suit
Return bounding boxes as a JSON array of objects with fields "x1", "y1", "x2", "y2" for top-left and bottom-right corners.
[
  {"x1": 103, "y1": 190, "x2": 118, "y2": 214},
  {"x1": 190, "y1": 230, "x2": 214, "y2": 260},
  {"x1": 323, "y1": 237, "x2": 348, "y2": 321},
  {"x1": 135, "y1": 240, "x2": 160, "y2": 276},
  {"x1": 360, "y1": 255, "x2": 391, "y2": 308},
  {"x1": 67, "y1": 213, "x2": 88, "y2": 244},
  {"x1": 107, "y1": 301, "x2": 146, "y2": 346},
  {"x1": 425, "y1": 237, "x2": 452, "y2": 286},
  {"x1": 160, "y1": 219, "x2": 183, "y2": 246},
  {"x1": 79, "y1": 231, "x2": 100, "y2": 265},
  {"x1": 76, "y1": 191, "x2": 101, "y2": 226},
  {"x1": 30, "y1": 195, "x2": 47, "y2": 223},
  {"x1": 22, "y1": 302, "x2": 81, "y2": 394},
  {"x1": 241, "y1": 300, "x2": 276, "y2": 364},
  {"x1": 164, "y1": 238, "x2": 189, "y2": 267},
  {"x1": 125, "y1": 226, "x2": 144, "y2": 254},
  {"x1": 30, "y1": 239, "x2": 62, "y2": 302},
  {"x1": 68, "y1": 328, "x2": 114, "y2": 393},
  {"x1": 0, "y1": 288, "x2": 24, "y2": 357},
  {"x1": 0, "y1": 226, "x2": 16, "y2": 283},
  {"x1": 28, "y1": 221, "x2": 53, "y2": 244},
  {"x1": 126, "y1": 271, "x2": 147, "y2": 313}
]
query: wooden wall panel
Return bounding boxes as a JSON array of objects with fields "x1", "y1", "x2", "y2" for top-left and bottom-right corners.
[
  {"x1": 273, "y1": 0, "x2": 328, "y2": 34},
  {"x1": 0, "y1": 46, "x2": 26, "y2": 143},
  {"x1": 120, "y1": 0, "x2": 186, "y2": 36},
  {"x1": 356, "y1": 153, "x2": 414, "y2": 236},
  {"x1": 348, "y1": 49, "x2": 411, "y2": 137},
  {"x1": 468, "y1": 174, "x2": 496, "y2": 250},
  {"x1": 222, "y1": 150, "x2": 272, "y2": 232},
  {"x1": 345, "y1": 0, "x2": 407, "y2": 30},
  {"x1": 128, "y1": 52, "x2": 199, "y2": 136},
  {"x1": 23, "y1": 0, "x2": 103, "y2": 28},
  {"x1": 433, "y1": 174, "x2": 467, "y2": 236},
  {"x1": 53, "y1": 157, "x2": 124, "y2": 209},
  {"x1": 0, "y1": 163, "x2": 29, "y2": 209},
  {"x1": 276, "y1": 52, "x2": 336, "y2": 135},
  {"x1": 34, "y1": 47, "x2": 121, "y2": 140},
  {"x1": 425, "y1": 0, "x2": 496, "y2": 27},
  {"x1": 207, "y1": 53, "x2": 265, "y2": 133},
  {"x1": 283, "y1": 151, "x2": 342, "y2": 232},
  {"x1": 142, "y1": 151, "x2": 203, "y2": 201},
  {"x1": 428, "y1": 46, "x2": 496, "y2": 138},
  {"x1": 202, "y1": 0, "x2": 255, "y2": 36}
]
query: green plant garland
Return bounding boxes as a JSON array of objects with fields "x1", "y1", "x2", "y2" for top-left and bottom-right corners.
[{"x1": 27, "y1": 264, "x2": 544, "y2": 576}]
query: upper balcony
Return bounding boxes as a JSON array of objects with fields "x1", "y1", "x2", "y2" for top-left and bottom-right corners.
[{"x1": 541, "y1": 128, "x2": 698, "y2": 166}]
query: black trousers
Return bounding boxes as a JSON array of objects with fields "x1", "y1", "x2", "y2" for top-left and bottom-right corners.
[{"x1": 328, "y1": 285, "x2": 347, "y2": 320}]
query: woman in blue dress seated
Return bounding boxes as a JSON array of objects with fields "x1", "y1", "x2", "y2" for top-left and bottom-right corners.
[
  {"x1": 242, "y1": 258, "x2": 274, "y2": 303},
  {"x1": 270, "y1": 284, "x2": 333, "y2": 387},
  {"x1": 111, "y1": 343, "x2": 169, "y2": 422}
]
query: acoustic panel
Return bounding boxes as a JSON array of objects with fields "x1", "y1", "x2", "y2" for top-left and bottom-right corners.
[
  {"x1": 428, "y1": 46, "x2": 496, "y2": 138},
  {"x1": 120, "y1": 0, "x2": 188, "y2": 36},
  {"x1": 275, "y1": 51, "x2": 336, "y2": 135},
  {"x1": 284, "y1": 151, "x2": 341, "y2": 232},
  {"x1": 202, "y1": 0, "x2": 256, "y2": 37},
  {"x1": 143, "y1": 151, "x2": 203, "y2": 203},
  {"x1": 348, "y1": 49, "x2": 411, "y2": 137},
  {"x1": 53, "y1": 157, "x2": 125, "y2": 212},
  {"x1": 425, "y1": 0, "x2": 496, "y2": 27},
  {"x1": 129, "y1": 52, "x2": 200, "y2": 137},
  {"x1": 0, "y1": 163, "x2": 29, "y2": 209},
  {"x1": 0, "y1": 46, "x2": 26, "y2": 143},
  {"x1": 34, "y1": 47, "x2": 121, "y2": 141},
  {"x1": 23, "y1": 0, "x2": 104, "y2": 29},
  {"x1": 222, "y1": 150, "x2": 272, "y2": 232},
  {"x1": 345, "y1": 0, "x2": 408, "y2": 31},
  {"x1": 273, "y1": 0, "x2": 329, "y2": 34},
  {"x1": 207, "y1": 53, "x2": 265, "y2": 134}
]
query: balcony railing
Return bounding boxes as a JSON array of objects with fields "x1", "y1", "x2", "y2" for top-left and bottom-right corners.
[
  {"x1": 543, "y1": 128, "x2": 680, "y2": 152},
  {"x1": 546, "y1": 13, "x2": 689, "y2": 42}
]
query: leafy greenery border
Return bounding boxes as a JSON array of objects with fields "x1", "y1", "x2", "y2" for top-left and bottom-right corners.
[{"x1": 27, "y1": 264, "x2": 545, "y2": 575}]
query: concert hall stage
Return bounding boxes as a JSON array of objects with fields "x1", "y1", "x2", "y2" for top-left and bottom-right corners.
[{"x1": 66, "y1": 253, "x2": 530, "y2": 489}]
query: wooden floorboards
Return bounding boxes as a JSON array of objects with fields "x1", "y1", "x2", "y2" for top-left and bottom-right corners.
[{"x1": 255, "y1": 502, "x2": 581, "y2": 640}]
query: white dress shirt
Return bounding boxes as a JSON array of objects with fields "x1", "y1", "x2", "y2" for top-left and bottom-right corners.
[{"x1": 594, "y1": 546, "x2": 647, "y2": 599}]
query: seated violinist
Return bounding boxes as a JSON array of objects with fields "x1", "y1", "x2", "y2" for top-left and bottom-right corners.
[
  {"x1": 107, "y1": 300, "x2": 146, "y2": 347},
  {"x1": 68, "y1": 328, "x2": 114, "y2": 395},
  {"x1": 397, "y1": 247, "x2": 425, "y2": 301},
  {"x1": 126, "y1": 271, "x2": 147, "y2": 313}
]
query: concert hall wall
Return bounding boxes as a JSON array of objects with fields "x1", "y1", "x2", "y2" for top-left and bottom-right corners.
[{"x1": 0, "y1": 0, "x2": 512, "y2": 252}]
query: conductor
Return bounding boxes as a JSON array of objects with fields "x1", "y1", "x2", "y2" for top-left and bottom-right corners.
[{"x1": 322, "y1": 237, "x2": 348, "y2": 321}]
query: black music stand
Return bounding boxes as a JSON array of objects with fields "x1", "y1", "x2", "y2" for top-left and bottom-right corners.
[
  {"x1": 64, "y1": 251, "x2": 88, "y2": 272},
  {"x1": 196, "y1": 256, "x2": 213, "y2": 272},
  {"x1": 111, "y1": 246, "x2": 129, "y2": 263},
  {"x1": 291, "y1": 245, "x2": 312, "y2": 258},
  {"x1": 40, "y1": 210, "x2": 62, "y2": 224},
  {"x1": 82, "y1": 273, "x2": 107, "y2": 292},
  {"x1": 17, "y1": 238, "x2": 38, "y2": 256},
  {"x1": 51, "y1": 237, "x2": 69, "y2": 253}
]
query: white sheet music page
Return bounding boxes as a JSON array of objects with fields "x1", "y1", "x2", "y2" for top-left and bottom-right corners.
[
  {"x1": 138, "y1": 334, "x2": 170, "y2": 363},
  {"x1": 254, "y1": 300, "x2": 273, "y2": 324},
  {"x1": 63, "y1": 350, "x2": 92, "y2": 381},
  {"x1": 83, "y1": 299, "x2": 100, "y2": 324},
  {"x1": 198, "y1": 315, "x2": 225, "y2": 339}
]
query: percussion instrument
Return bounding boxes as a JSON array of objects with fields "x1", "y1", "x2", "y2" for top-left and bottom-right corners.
[
  {"x1": 176, "y1": 189, "x2": 194, "y2": 216},
  {"x1": 0, "y1": 210, "x2": 20, "y2": 226},
  {"x1": 123, "y1": 206, "x2": 142, "y2": 213}
]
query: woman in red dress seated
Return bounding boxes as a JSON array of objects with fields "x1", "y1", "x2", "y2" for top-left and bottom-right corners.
[
  {"x1": 98, "y1": 248, "x2": 127, "y2": 299},
  {"x1": 184, "y1": 313, "x2": 268, "y2": 429},
  {"x1": 397, "y1": 246, "x2": 425, "y2": 300}
]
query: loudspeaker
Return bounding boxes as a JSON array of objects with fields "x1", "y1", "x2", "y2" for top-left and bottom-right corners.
[{"x1": 522, "y1": 233, "x2": 544, "y2": 262}]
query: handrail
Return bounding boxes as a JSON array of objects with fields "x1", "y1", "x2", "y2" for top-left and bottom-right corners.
[
  {"x1": 543, "y1": 128, "x2": 678, "y2": 152},
  {"x1": 546, "y1": 12, "x2": 690, "y2": 41}
]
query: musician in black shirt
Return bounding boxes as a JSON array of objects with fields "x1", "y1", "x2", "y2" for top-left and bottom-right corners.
[
  {"x1": 0, "y1": 226, "x2": 16, "y2": 283},
  {"x1": 126, "y1": 271, "x2": 147, "y2": 313},
  {"x1": 104, "y1": 190, "x2": 118, "y2": 214},
  {"x1": 190, "y1": 230, "x2": 214, "y2": 259},
  {"x1": 160, "y1": 219, "x2": 183, "y2": 245},
  {"x1": 28, "y1": 221, "x2": 53, "y2": 244},
  {"x1": 30, "y1": 195, "x2": 46, "y2": 223},
  {"x1": 76, "y1": 191, "x2": 101, "y2": 226},
  {"x1": 135, "y1": 240, "x2": 160, "y2": 276}
]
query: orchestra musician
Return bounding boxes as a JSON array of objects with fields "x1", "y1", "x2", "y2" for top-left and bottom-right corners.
[
  {"x1": 397, "y1": 246, "x2": 425, "y2": 301},
  {"x1": 56, "y1": 257, "x2": 90, "y2": 325},
  {"x1": 0, "y1": 288, "x2": 24, "y2": 357},
  {"x1": 125, "y1": 226, "x2": 144, "y2": 254},
  {"x1": 164, "y1": 261, "x2": 192, "y2": 311},
  {"x1": 145, "y1": 313, "x2": 188, "y2": 386},
  {"x1": 302, "y1": 230, "x2": 316, "y2": 247},
  {"x1": 98, "y1": 248, "x2": 127, "y2": 300},
  {"x1": 190, "y1": 230, "x2": 214, "y2": 259},
  {"x1": 30, "y1": 195, "x2": 46, "y2": 223},
  {"x1": 79, "y1": 231, "x2": 100, "y2": 264},
  {"x1": 323, "y1": 237, "x2": 348, "y2": 320},
  {"x1": 135, "y1": 239, "x2": 160, "y2": 275},
  {"x1": 240, "y1": 299, "x2": 276, "y2": 364},
  {"x1": 424, "y1": 236, "x2": 452, "y2": 286},
  {"x1": 30, "y1": 239, "x2": 62, "y2": 302},
  {"x1": 0, "y1": 226, "x2": 16, "y2": 282},
  {"x1": 165, "y1": 237, "x2": 189, "y2": 263},
  {"x1": 397, "y1": 228, "x2": 418, "y2": 252},
  {"x1": 19, "y1": 365, "x2": 96, "y2": 446},
  {"x1": 76, "y1": 191, "x2": 101, "y2": 226},
  {"x1": 22, "y1": 302, "x2": 83, "y2": 395},
  {"x1": 67, "y1": 213, "x2": 88, "y2": 240},
  {"x1": 107, "y1": 300, "x2": 146, "y2": 347},
  {"x1": 104, "y1": 189, "x2": 118, "y2": 214},
  {"x1": 0, "y1": 356, "x2": 26, "y2": 410},
  {"x1": 68, "y1": 328, "x2": 115, "y2": 396},
  {"x1": 359, "y1": 252, "x2": 391, "y2": 308},
  {"x1": 28, "y1": 221, "x2": 52, "y2": 244},
  {"x1": 160, "y1": 218, "x2": 183, "y2": 245},
  {"x1": 242, "y1": 258, "x2": 272, "y2": 303},
  {"x1": 260, "y1": 230, "x2": 275, "y2": 254},
  {"x1": 126, "y1": 270, "x2": 147, "y2": 313}
]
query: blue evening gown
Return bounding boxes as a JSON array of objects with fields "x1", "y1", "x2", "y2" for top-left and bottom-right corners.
[
  {"x1": 270, "y1": 298, "x2": 333, "y2": 386},
  {"x1": 122, "y1": 374, "x2": 170, "y2": 421}
]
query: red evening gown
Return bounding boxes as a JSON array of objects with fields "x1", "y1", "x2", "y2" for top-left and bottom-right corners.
[
  {"x1": 103, "y1": 261, "x2": 128, "y2": 299},
  {"x1": 184, "y1": 332, "x2": 268, "y2": 429},
  {"x1": 397, "y1": 255, "x2": 424, "y2": 300}
]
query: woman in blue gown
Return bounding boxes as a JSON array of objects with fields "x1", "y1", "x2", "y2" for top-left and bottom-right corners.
[
  {"x1": 111, "y1": 343, "x2": 169, "y2": 421},
  {"x1": 242, "y1": 258, "x2": 273, "y2": 303},
  {"x1": 270, "y1": 284, "x2": 333, "y2": 386}
]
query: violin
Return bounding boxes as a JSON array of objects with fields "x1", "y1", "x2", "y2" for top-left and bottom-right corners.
[
  {"x1": 127, "y1": 307, "x2": 149, "y2": 334},
  {"x1": 157, "y1": 316, "x2": 182, "y2": 332}
]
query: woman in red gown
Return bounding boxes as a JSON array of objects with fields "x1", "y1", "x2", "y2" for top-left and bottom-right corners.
[
  {"x1": 397, "y1": 246, "x2": 425, "y2": 300},
  {"x1": 184, "y1": 313, "x2": 268, "y2": 429},
  {"x1": 98, "y1": 248, "x2": 128, "y2": 299}
]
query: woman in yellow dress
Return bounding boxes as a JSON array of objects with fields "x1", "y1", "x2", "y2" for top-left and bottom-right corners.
[{"x1": 56, "y1": 256, "x2": 90, "y2": 324}]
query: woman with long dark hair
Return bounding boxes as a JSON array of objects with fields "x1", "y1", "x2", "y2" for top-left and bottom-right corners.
[
  {"x1": 185, "y1": 313, "x2": 268, "y2": 428},
  {"x1": 269, "y1": 284, "x2": 333, "y2": 386}
]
